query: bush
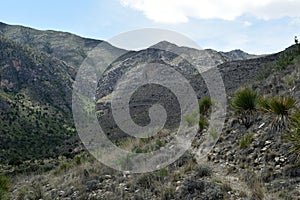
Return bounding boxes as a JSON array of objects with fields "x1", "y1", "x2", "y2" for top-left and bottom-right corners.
[
  {"x1": 268, "y1": 96, "x2": 296, "y2": 117},
  {"x1": 232, "y1": 88, "x2": 258, "y2": 111},
  {"x1": 199, "y1": 117, "x2": 209, "y2": 131},
  {"x1": 184, "y1": 112, "x2": 198, "y2": 127},
  {"x1": 199, "y1": 97, "x2": 212, "y2": 116},
  {"x1": 276, "y1": 53, "x2": 294, "y2": 70},
  {"x1": 260, "y1": 96, "x2": 296, "y2": 132},
  {"x1": 232, "y1": 88, "x2": 259, "y2": 128},
  {"x1": 0, "y1": 174, "x2": 10, "y2": 200},
  {"x1": 284, "y1": 110, "x2": 300, "y2": 162},
  {"x1": 194, "y1": 165, "x2": 212, "y2": 178}
]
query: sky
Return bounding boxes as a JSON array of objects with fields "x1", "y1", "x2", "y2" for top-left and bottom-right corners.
[{"x1": 0, "y1": 0, "x2": 299, "y2": 54}]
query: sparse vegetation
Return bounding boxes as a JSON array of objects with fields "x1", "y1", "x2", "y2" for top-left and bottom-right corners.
[
  {"x1": 0, "y1": 174, "x2": 10, "y2": 200},
  {"x1": 284, "y1": 110, "x2": 300, "y2": 161},
  {"x1": 240, "y1": 133, "x2": 254, "y2": 149},
  {"x1": 199, "y1": 116, "x2": 209, "y2": 131},
  {"x1": 242, "y1": 171, "x2": 265, "y2": 200}
]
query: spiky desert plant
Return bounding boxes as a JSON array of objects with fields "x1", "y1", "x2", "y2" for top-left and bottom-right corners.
[
  {"x1": 284, "y1": 110, "x2": 300, "y2": 162},
  {"x1": 263, "y1": 96, "x2": 297, "y2": 132},
  {"x1": 232, "y1": 88, "x2": 259, "y2": 128},
  {"x1": 258, "y1": 96, "x2": 271, "y2": 113}
]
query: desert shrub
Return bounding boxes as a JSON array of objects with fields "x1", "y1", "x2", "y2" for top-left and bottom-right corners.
[
  {"x1": 240, "y1": 133, "x2": 254, "y2": 149},
  {"x1": 194, "y1": 165, "x2": 212, "y2": 178},
  {"x1": 242, "y1": 171, "x2": 264, "y2": 200},
  {"x1": 284, "y1": 110, "x2": 300, "y2": 162},
  {"x1": 199, "y1": 117, "x2": 209, "y2": 131},
  {"x1": 232, "y1": 88, "x2": 259, "y2": 128},
  {"x1": 155, "y1": 168, "x2": 168, "y2": 178},
  {"x1": 260, "y1": 96, "x2": 296, "y2": 132},
  {"x1": 232, "y1": 88, "x2": 258, "y2": 111},
  {"x1": 179, "y1": 179, "x2": 224, "y2": 200},
  {"x1": 276, "y1": 53, "x2": 294, "y2": 70},
  {"x1": 134, "y1": 173, "x2": 156, "y2": 190},
  {"x1": 0, "y1": 174, "x2": 10, "y2": 200},
  {"x1": 184, "y1": 112, "x2": 198, "y2": 127},
  {"x1": 199, "y1": 97, "x2": 212, "y2": 116}
]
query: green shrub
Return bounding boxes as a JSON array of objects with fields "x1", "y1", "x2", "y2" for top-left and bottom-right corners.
[
  {"x1": 232, "y1": 88, "x2": 258, "y2": 111},
  {"x1": 260, "y1": 96, "x2": 296, "y2": 132},
  {"x1": 284, "y1": 110, "x2": 300, "y2": 161},
  {"x1": 258, "y1": 96, "x2": 271, "y2": 113},
  {"x1": 199, "y1": 117, "x2": 209, "y2": 131},
  {"x1": 155, "y1": 168, "x2": 168, "y2": 177},
  {"x1": 0, "y1": 174, "x2": 10, "y2": 200},
  {"x1": 199, "y1": 97, "x2": 212, "y2": 116},
  {"x1": 276, "y1": 53, "x2": 294, "y2": 70},
  {"x1": 184, "y1": 112, "x2": 198, "y2": 127},
  {"x1": 232, "y1": 88, "x2": 259, "y2": 128},
  {"x1": 134, "y1": 147, "x2": 144, "y2": 154},
  {"x1": 268, "y1": 96, "x2": 296, "y2": 117},
  {"x1": 240, "y1": 133, "x2": 254, "y2": 149}
]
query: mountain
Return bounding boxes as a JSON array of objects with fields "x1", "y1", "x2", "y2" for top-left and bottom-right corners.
[
  {"x1": 220, "y1": 49, "x2": 260, "y2": 61},
  {"x1": 0, "y1": 22, "x2": 127, "y2": 70},
  {"x1": 0, "y1": 23, "x2": 127, "y2": 164},
  {"x1": 0, "y1": 35, "x2": 75, "y2": 163},
  {"x1": 0, "y1": 22, "x2": 300, "y2": 200},
  {"x1": 8, "y1": 43, "x2": 300, "y2": 200}
]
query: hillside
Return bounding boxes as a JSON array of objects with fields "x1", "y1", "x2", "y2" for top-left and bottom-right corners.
[
  {"x1": 0, "y1": 36, "x2": 76, "y2": 164},
  {"x1": 0, "y1": 22, "x2": 299, "y2": 200},
  {"x1": 5, "y1": 44, "x2": 299, "y2": 200}
]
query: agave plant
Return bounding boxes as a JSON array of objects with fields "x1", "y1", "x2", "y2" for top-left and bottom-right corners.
[
  {"x1": 232, "y1": 88, "x2": 259, "y2": 128},
  {"x1": 260, "y1": 96, "x2": 296, "y2": 132}
]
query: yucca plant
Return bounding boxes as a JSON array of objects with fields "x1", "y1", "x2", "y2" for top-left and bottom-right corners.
[
  {"x1": 284, "y1": 110, "x2": 300, "y2": 162},
  {"x1": 232, "y1": 88, "x2": 259, "y2": 128},
  {"x1": 260, "y1": 96, "x2": 296, "y2": 132}
]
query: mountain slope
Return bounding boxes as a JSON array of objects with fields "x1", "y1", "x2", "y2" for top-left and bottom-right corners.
[
  {"x1": 0, "y1": 36, "x2": 76, "y2": 163},
  {"x1": 220, "y1": 49, "x2": 260, "y2": 61},
  {"x1": 0, "y1": 22, "x2": 126, "y2": 69}
]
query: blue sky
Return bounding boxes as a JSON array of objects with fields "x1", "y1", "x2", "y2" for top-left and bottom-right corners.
[{"x1": 0, "y1": 0, "x2": 299, "y2": 54}]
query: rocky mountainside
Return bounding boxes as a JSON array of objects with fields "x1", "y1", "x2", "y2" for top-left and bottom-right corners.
[
  {"x1": 7, "y1": 44, "x2": 300, "y2": 200},
  {"x1": 0, "y1": 35, "x2": 76, "y2": 163},
  {"x1": 0, "y1": 22, "x2": 100, "y2": 68},
  {"x1": 0, "y1": 22, "x2": 299, "y2": 200},
  {"x1": 220, "y1": 49, "x2": 260, "y2": 61},
  {"x1": 0, "y1": 22, "x2": 126, "y2": 70}
]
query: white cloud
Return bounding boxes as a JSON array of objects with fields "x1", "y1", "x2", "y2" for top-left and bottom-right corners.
[
  {"x1": 243, "y1": 21, "x2": 252, "y2": 27},
  {"x1": 120, "y1": 0, "x2": 300, "y2": 24},
  {"x1": 289, "y1": 17, "x2": 300, "y2": 26}
]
